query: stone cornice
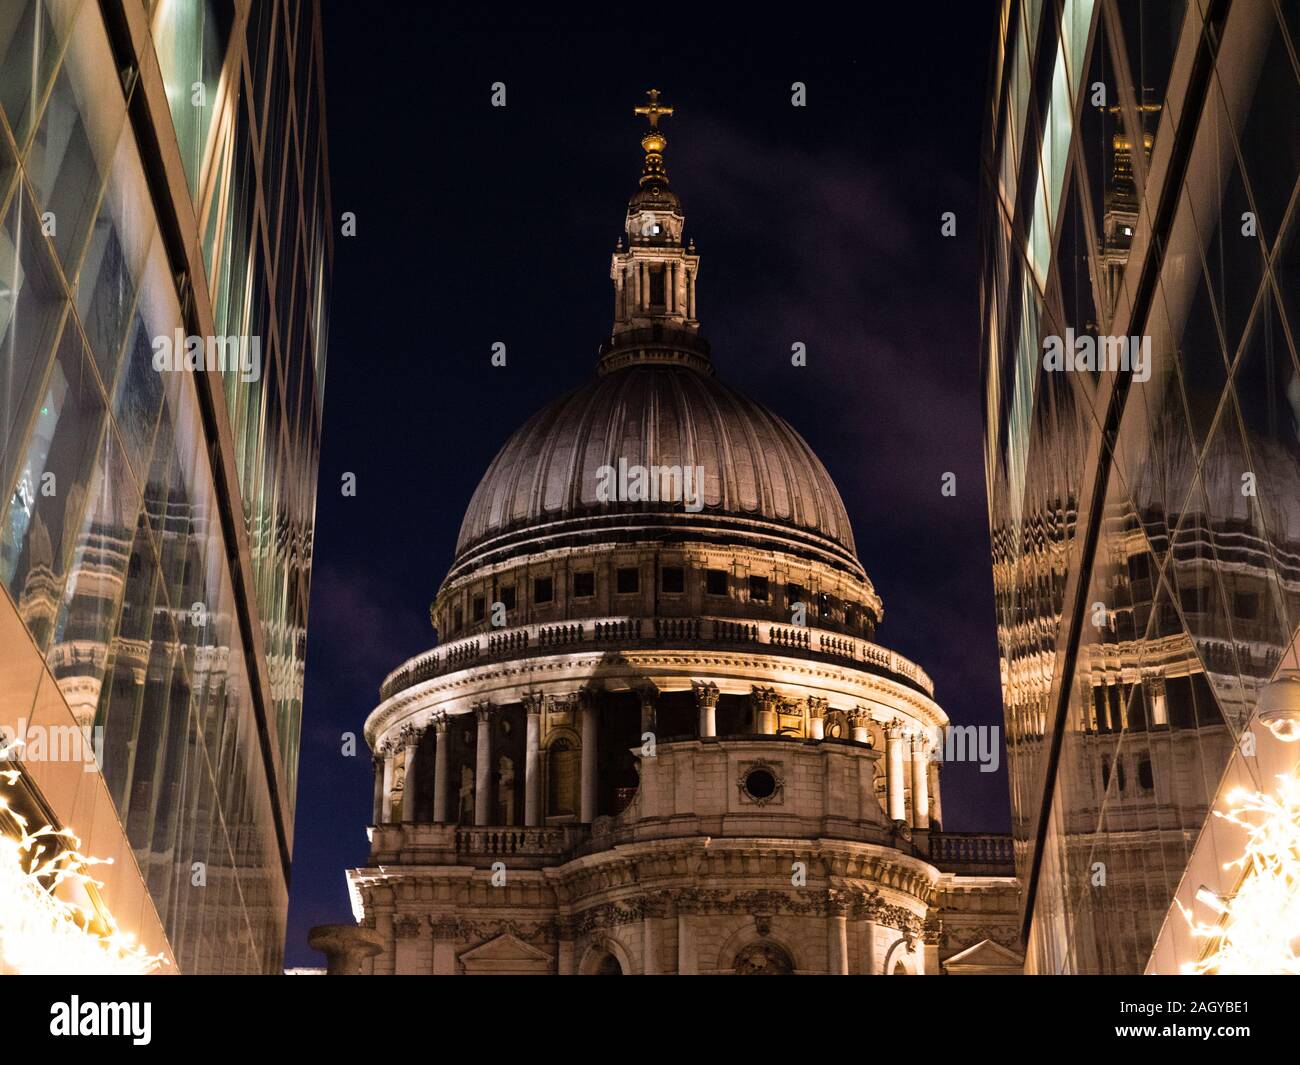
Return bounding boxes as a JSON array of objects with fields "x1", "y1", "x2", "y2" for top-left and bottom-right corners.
[{"x1": 366, "y1": 646, "x2": 946, "y2": 747}]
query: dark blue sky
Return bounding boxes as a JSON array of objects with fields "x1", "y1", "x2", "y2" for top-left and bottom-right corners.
[{"x1": 286, "y1": 2, "x2": 1004, "y2": 966}]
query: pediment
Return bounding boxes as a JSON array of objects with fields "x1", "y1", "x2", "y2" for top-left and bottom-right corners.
[
  {"x1": 459, "y1": 933, "x2": 552, "y2": 965},
  {"x1": 942, "y1": 938, "x2": 1023, "y2": 973}
]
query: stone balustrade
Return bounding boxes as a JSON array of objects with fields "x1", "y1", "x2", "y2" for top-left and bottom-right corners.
[
  {"x1": 368, "y1": 821, "x2": 581, "y2": 867},
  {"x1": 379, "y1": 615, "x2": 934, "y2": 701},
  {"x1": 928, "y1": 832, "x2": 1016, "y2": 875}
]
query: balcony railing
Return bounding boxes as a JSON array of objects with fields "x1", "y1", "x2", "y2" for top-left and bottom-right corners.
[
  {"x1": 928, "y1": 832, "x2": 1016, "y2": 872},
  {"x1": 379, "y1": 615, "x2": 934, "y2": 701},
  {"x1": 368, "y1": 822, "x2": 581, "y2": 866}
]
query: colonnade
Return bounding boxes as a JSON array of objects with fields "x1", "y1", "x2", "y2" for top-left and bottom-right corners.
[{"x1": 371, "y1": 685, "x2": 940, "y2": 829}]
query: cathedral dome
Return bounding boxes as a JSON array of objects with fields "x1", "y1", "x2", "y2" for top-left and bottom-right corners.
[
  {"x1": 451, "y1": 359, "x2": 863, "y2": 579},
  {"x1": 435, "y1": 88, "x2": 879, "y2": 631}
]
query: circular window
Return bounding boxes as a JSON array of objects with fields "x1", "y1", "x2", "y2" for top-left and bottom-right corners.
[{"x1": 744, "y1": 768, "x2": 777, "y2": 800}]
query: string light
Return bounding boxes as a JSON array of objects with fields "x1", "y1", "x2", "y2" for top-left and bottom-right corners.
[
  {"x1": 0, "y1": 769, "x2": 166, "y2": 975},
  {"x1": 1179, "y1": 772, "x2": 1300, "y2": 975}
]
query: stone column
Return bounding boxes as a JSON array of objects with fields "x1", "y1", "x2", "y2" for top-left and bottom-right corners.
[
  {"x1": 380, "y1": 740, "x2": 395, "y2": 824},
  {"x1": 400, "y1": 724, "x2": 423, "y2": 822},
  {"x1": 931, "y1": 761, "x2": 943, "y2": 830},
  {"x1": 753, "y1": 687, "x2": 778, "y2": 735},
  {"x1": 911, "y1": 734, "x2": 930, "y2": 829},
  {"x1": 886, "y1": 722, "x2": 906, "y2": 823},
  {"x1": 693, "y1": 680, "x2": 719, "y2": 738},
  {"x1": 371, "y1": 754, "x2": 385, "y2": 824},
  {"x1": 580, "y1": 691, "x2": 598, "y2": 823},
  {"x1": 432, "y1": 714, "x2": 449, "y2": 823},
  {"x1": 687, "y1": 268, "x2": 696, "y2": 318},
  {"x1": 827, "y1": 892, "x2": 849, "y2": 974},
  {"x1": 614, "y1": 265, "x2": 625, "y2": 322},
  {"x1": 524, "y1": 694, "x2": 543, "y2": 827},
  {"x1": 904, "y1": 736, "x2": 916, "y2": 826},
  {"x1": 676, "y1": 260, "x2": 687, "y2": 315},
  {"x1": 640, "y1": 261, "x2": 649, "y2": 310},
  {"x1": 474, "y1": 702, "x2": 492, "y2": 826},
  {"x1": 807, "y1": 697, "x2": 827, "y2": 740},
  {"x1": 848, "y1": 707, "x2": 870, "y2": 744}
]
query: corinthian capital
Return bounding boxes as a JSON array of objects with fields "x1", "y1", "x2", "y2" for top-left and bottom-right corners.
[{"x1": 691, "y1": 680, "x2": 720, "y2": 708}]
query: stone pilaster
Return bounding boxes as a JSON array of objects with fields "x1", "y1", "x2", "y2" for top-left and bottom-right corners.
[
  {"x1": 393, "y1": 913, "x2": 425, "y2": 974},
  {"x1": 431, "y1": 917, "x2": 459, "y2": 975},
  {"x1": 827, "y1": 890, "x2": 850, "y2": 974},
  {"x1": 674, "y1": 891, "x2": 699, "y2": 974},
  {"x1": 863, "y1": 914, "x2": 880, "y2": 975},
  {"x1": 580, "y1": 690, "x2": 598, "y2": 824},
  {"x1": 556, "y1": 917, "x2": 577, "y2": 975}
]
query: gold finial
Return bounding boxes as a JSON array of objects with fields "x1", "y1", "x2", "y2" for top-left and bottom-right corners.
[{"x1": 634, "y1": 88, "x2": 673, "y2": 129}]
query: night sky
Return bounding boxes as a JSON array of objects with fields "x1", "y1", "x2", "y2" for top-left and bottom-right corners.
[{"x1": 286, "y1": 2, "x2": 1005, "y2": 966}]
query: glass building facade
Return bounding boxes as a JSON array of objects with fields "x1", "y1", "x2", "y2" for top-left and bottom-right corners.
[
  {"x1": 981, "y1": 0, "x2": 1300, "y2": 972},
  {"x1": 0, "y1": 0, "x2": 330, "y2": 972}
]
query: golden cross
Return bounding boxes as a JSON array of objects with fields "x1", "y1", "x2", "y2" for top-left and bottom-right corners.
[{"x1": 634, "y1": 89, "x2": 673, "y2": 129}]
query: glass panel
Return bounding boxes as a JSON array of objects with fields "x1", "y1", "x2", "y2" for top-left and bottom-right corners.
[
  {"x1": 0, "y1": 0, "x2": 80, "y2": 148},
  {"x1": 0, "y1": 189, "x2": 68, "y2": 507},
  {"x1": 150, "y1": 0, "x2": 235, "y2": 195},
  {"x1": 1, "y1": 316, "x2": 107, "y2": 652},
  {"x1": 24, "y1": 0, "x2": 125, "y2": 272},
  {"x1": 75, "y1": 128, "x2": 156, "y2": 388}
]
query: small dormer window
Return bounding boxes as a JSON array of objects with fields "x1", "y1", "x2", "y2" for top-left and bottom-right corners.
[{"x1": 651, "y1": 223, "x2": 661, "y2": 235}]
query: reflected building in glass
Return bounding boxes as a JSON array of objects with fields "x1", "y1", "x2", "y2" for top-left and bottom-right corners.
[
  {"x1": 0, "y1": 0, "x2": 330, "y2": 973},
  {"x1": 980, "y1": 0, "x2": 1300, "y2": 971}
]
